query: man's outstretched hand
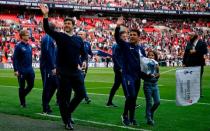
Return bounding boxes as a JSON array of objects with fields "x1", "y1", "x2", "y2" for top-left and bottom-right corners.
[
  {"x1": 39, "y1": 4, "x2": 49, "y2": 17},
  {"x1": 116, "y1": 17, "x2": 124, "y2": 27}
]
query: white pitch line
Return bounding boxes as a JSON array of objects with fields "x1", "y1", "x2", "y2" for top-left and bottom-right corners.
[
  {"x1": 87, "y1": 92, "x2": 210, "y2": 106},
  {"x1": 0, "y1": 85, "x2": 210, "y2": 106},
  {"x1": 0, "y1": 75, "x2": 114, "y2": 83},
  {"x1": 160, "y1": 68, "x2": 177, "y2": 74},
  {"x1": 36, "y1": 113, "x2": 150, "y2": 131}
]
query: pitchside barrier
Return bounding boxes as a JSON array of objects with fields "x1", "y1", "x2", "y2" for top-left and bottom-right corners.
[
  {"x1": 0, "y1": 62, "x2": 114, "y2": 69},
  {"x1": 0, "y1": 61, "x2": 209, "y2": 69}
]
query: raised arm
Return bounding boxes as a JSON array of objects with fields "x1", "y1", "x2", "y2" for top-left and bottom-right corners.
[
  {"x1": 114, "y1": 17, "x2": 129, "y2": 49},
  {"x1": 114, "y1": 17, "x2": 124, "y2": 45},
  {"x1": 39, "y1": 4, "x2": 61, "y2": 42}
]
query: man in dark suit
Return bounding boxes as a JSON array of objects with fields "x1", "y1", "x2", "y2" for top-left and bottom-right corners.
[{"x1": 183, "y1": 33, "x2": 208, "y2": 97}]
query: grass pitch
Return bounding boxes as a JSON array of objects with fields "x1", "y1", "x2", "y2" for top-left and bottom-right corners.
[{"x1": 0, "y1": 66, "x2": 210, "y2": 131}]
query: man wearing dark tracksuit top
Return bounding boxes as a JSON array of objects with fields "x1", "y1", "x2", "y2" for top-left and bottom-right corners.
[
  {"x1": 40, "y1": 4, "x2": 88, "y2": 130},
  {"x1": 40, "y1": 27, "x2": 59, "y2": 114},
  {"x1": 78, "y1": 31, "x2": 93, "y2": 104},
  {"x1": 13, "y1": 29, "x2": 35, "y2": 108},
  {"x1": 106, "y1": 31, "x2": 127, "y2": 107},
  {"x1": 115, "y1": 17, "x2": 146, "y2": 126}
]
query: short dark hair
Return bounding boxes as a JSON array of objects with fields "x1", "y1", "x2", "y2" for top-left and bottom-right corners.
[
  {"x1": 130, "y1": 29, "x2": 140, "y2": 36},
  {"x1": 64, "y1": 17, "x2": 75, "y2": 26},
  {"x1": 119, "y1": 31, "x2": 126, "y2": 36}
]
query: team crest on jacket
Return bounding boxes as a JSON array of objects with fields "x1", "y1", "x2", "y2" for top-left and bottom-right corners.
[{"x1": 21, "y1": 47, "x2": 26, "y2": 51}]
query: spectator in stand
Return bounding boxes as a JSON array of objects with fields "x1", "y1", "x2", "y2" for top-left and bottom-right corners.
[
  {"x1": 183, "y1": 33, "x2": 208, "y2": 97},
  {"x1": 1, "y1": 13, "x2": 210, "y2": 66},
  {"x1": 13, "y1": 29, "x2": 35, "y2": 108},
  {"x1": 40, "y1": 4, "x2": 88, "y2": 130}
]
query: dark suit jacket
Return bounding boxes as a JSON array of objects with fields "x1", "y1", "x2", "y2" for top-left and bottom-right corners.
[{"x1": 183, "y1": 39, "x2": 208, "y2": 67}]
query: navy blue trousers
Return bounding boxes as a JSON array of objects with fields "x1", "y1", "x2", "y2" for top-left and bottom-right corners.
[
  {"x1": 122, "y1": 75, "x2": 140, "y2": 121},
  {"x1": 40, "y1": 68, "x2": 59, "y2": 112},
  {"x1": 17, "y1": 71, "x2": 35, "y2": 105}
]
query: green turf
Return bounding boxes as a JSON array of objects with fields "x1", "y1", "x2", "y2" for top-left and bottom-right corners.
[{"x1": 0, "y1": 67, "x2": 210, "y2": 131}]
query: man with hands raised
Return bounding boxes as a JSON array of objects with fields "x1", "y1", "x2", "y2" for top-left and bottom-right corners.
[
  {"x1": 115, "y1": 17, "x2": 146, "y2": 126},
  {"x1": 40, "y1": 4, "x2": 87, "y2": 130}
]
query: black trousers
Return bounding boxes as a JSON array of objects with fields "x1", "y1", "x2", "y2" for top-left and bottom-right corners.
[
  {"x1": 40, "y1": 68, "x2": 58, "y2": 112},
  {"x1": 58, "y1": 71, "x2": 85, "y2": 124},
  {"x1": 17, "y1": 71, "x2": 35, "y2": 105},
  {"x1": 107, "y1": 70, "x2": 122, "y2": 104}
]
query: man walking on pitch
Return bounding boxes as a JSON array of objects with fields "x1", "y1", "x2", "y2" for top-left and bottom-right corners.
[
  {"x1": 40, "y1": 4, "x2": 87, "y2": 130},
  {"x1": 115, "y1": 17, "x2": 145, "y2": 126},
  {"x1": 13, "y1": 29, "x2": 35, "y2": 108},
  {"x1": 106, "y1": 31, "x2": 128, "y2": 107},
  {"x1": 77, "y1": 31, "x2": 93, "y2": 104},
  {"x1": 40, "y1": 23, "x2": 59, "y2": 114}
]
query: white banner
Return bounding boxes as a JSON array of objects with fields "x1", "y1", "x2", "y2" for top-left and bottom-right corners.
[
  {"x1": 176, "y1": 66, "x2": 200, "y2": 106},
  {"x1": 0, "y1": 62, "x2": 114, "y2": 69}
]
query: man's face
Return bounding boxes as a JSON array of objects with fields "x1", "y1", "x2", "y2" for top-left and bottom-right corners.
[
  {"x1": 78, "y1": 32, "x2": 86, "y2": 40},
  {"x1": 64, "y1": 20, "x2": 74, "y2": 33},
  {"x1": 22, "y1": 31, "x2": 30, "y2": 42},
  {"x1": 129, "y1": 31, "x2": 139, "y2": 44},
  {"x1": 120, "y1": 33, "x2": 128, "y2": 41}
]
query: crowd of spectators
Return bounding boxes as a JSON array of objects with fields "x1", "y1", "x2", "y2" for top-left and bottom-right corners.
[
  {"x1": 0, "y1": 13, "x2": 209, "y2": 66},
  {"x1": 4, "y1": 0, "x2": 210, "y2": 12},
  {"x1": 144, "y1": 0, "x2": 209, "y2": 12}
]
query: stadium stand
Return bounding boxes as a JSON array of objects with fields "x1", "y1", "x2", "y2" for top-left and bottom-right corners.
[{"x1": 0, "y1": 1, "x2": 209, "y2": 66}]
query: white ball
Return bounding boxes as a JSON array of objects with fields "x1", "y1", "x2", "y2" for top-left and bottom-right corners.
[{"x1": 142, "y1": 19, "x2": 147, "y2": 24}]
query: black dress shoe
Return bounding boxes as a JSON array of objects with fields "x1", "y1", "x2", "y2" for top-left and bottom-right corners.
[
  {"x1": 65, "y1": 122, "x2": 73, "y2": 130},
  {"x1": 121, "y1": 115, "x2": 130, "y2": 126},
  {"x1": 47, "y1": 109, "x2": 52, "y2": 114},
  {"x1": 106, "y1": 103, "x2": 118, "y2": 107}
]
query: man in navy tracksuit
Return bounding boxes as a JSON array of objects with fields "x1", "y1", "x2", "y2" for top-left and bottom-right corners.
[
  {"x1": 106, "y1": 31, "x2": 127, "y2": 107},
  {"x1": 78, "y1": 31, "x2": 93, "y2": 104},
  {"x1": 40, "y1": 23, "x2": 59, "y2": 114},
  {"x1": 115, "y1": 17, "x2": 146, "y2": 126},
  {"x1": 13, "y1": 29, "x2": 35, "y2": 108},
  {"x1": 40, "y1": 4, "x2": 88, "y2": 130}
]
